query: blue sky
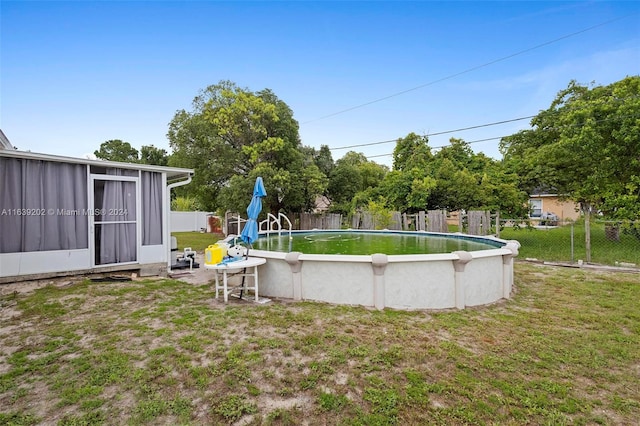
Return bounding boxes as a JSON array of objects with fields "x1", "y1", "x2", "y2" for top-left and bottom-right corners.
[{"x1": 1, "y1": 1, "x2": 638, "y2": 167}]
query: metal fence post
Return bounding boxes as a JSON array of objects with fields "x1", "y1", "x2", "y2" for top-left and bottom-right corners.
[{"x1": 571, "y1": 222, "x2": 574, "y2": 264}]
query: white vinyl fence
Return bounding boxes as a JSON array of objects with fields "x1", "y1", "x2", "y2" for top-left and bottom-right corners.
[{"x1": 170, "y1": 211, "x2": 214, "y2": 232}]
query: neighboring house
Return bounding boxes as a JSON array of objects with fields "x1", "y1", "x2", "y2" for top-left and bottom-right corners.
[
  {"x1": 528, "y1": 192, "x2": 580, "y2": 222},
  {"x1": 313, "y1": 195, "x2": 331, "y2": 213},
  {"x1": 0, "y1": 129, "x2": 15, "y2": 150},
  {"x1": 0, "y1": 141, "x2": 194, "y2": 283}
]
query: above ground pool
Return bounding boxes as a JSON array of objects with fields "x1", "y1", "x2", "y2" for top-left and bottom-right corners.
[
  {"x1": 245, "y1": 229, "x2": 519, "y2": 311},
  {"x1": 252, "y1": 230, "x2": 504, "y2": 255}
]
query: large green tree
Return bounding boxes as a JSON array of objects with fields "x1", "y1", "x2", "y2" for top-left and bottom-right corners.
[
  {"x1": 94, "y1": 140, "x2": 170, "y2": 166},
  {"x1": 314, "y1": 145, "x2": 335, "y2": 178},
  {"x1": 326, "y1": 151, "x2": 388, "y2": 213},
  {"x1": 140, "y1": 145, "x2": 169, "y2": 166},
  {"x1": 429, "y1": 139, "x2": 527, "y2": 215},
  {"x1": 377, "y1": 135, "x2": 527, "y2": 215},
  {"x1": 392, "y1": 132, "x2": 432, "y2": 172},
  {"x1": 500, "y1": 76, "x2": 640, "y2": 219},
  {"x1": 94, "y1": 139, "x2": 139, "y2": 163},
  {"x1": 168, "y1": 81, "x2": 325, "y2": 214}
]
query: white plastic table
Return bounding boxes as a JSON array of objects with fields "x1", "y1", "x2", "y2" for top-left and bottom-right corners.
[{"x1": 204, "y1": 257, "x2": 267, "y2": 303}]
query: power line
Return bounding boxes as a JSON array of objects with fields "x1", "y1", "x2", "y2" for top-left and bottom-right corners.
[
  {"x1": 329, "y1": 138, "x2": 397, "y2": 151},
  {"x1": 365, "y1": 136, "x2": 506, "y2": 159},
  {"x1": 363, "y1": 113, "x2": 640, "y2": 160},
  {"x1": 427, "y1": 116, "x2": 535, "y2": 137},
  {"x1": 329, "y1": 115, "x2": 534, "y2": 151},
  {"x1": 329, "y1": 94, "x2": 640, "y2": 153},
  {"x1": 304, "y1": 14, "x2": 634, "y2": 124}
]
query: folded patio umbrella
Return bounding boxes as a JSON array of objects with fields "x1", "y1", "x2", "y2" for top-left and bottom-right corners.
[
  {"x1": 240, "y1": 176, "x2": 266, "y2": 249},
  {"x1": 238, "y1": 177, "x2": 266, "y2": 299}
]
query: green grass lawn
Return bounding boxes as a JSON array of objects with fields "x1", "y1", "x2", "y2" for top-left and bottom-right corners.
[
  {"x1": 172, "y1": 231, "x2": 226, "y2": 253},
  {"x1": 1, "y1": 263, "x2": 638, "y2": 424}
]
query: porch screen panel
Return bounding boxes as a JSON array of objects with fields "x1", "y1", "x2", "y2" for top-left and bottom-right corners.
[
  {"x1": 0, "y1": 158, "x2": 23, "y2": 253},
  {"x1": 97, "y1": 178, "x2": 137, "y2": 264},
  {"x1": 0, "y1": 157, "x2": 88, "y2": 253},
  {"x1": 141, "y1": 171, "x2": 163, "y2": 245}
]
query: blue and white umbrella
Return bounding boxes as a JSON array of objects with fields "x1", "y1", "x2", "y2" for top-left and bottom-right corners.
[{"x1": 240, "y1": 177, "x2": 266, "y2": 246}]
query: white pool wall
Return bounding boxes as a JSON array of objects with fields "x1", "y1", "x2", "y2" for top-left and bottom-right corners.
[{"x1": 249, "y1": 231, "x2": 519, "y2": 310}]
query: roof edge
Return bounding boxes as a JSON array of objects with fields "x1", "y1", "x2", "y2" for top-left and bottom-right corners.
[{"x1": 0, "y1": 148, "x2": 194, "y2": 178}]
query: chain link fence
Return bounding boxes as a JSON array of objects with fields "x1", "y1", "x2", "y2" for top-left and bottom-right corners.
[{"x1": 497, "y1": 218, "x2": 640, "y2": 268}]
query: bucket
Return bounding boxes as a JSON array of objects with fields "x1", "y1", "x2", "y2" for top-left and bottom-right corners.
[{"x1": 205, "y1": 244, "x2": 225, "y2": 265}]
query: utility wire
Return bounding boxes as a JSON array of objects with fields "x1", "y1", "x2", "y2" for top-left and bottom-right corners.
[
  {"x1": 329, "y1": 115, "x2": 534, "y2": 151},
  {"x1": 427, "y1": 116, "x2": 536, "y2": 136},
  {"x1": 366, "y1": 136, "x2": 506, "y2": 159},
  {"x1": 330, "y1": 94, "x2": 640, "y2": 152},
  {"x1": 363, "y1": 113, "x2": 640, "y2": 160},
  {"x1": 304, "y1": 14, "x2": 634, "y2": 124}
]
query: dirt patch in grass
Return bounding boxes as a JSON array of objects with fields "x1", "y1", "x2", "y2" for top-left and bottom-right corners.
[{"x1": 1, "y1": 264, "x2": 639, "y2": 425}]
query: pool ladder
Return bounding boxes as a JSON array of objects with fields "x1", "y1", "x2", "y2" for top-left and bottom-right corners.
[{"x1": 260, "y1": 213, "x2": 292, "y2": 246}]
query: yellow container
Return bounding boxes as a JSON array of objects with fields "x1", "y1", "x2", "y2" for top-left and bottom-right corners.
[{"x1": 205, "y1": 244, "x2": 225, "y2": 265}]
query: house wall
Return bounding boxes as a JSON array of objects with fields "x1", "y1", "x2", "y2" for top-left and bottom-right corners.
[
  {"x1": 0, "y1": 155, "x2": 179, "y2": 281},
  {"x1": 529, "y1": 195, "x2": 580, "y2": 221},
  {"x1": 1, "y1": 249, "x2": 90, "y2": 279}
]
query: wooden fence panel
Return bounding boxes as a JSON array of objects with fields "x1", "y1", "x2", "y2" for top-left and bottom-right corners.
[
  {"x1": 390, "y1": 212, "x2": 402, "y2": 230},
  {"x1": 352, "y1": 212, "x2": 361, "y2": 229},
  {"x1": 427, "y1": 209, "x2": 448, "y2": 232},
  {"x1": 299, "y1": 213, "x2": 343, "y2": 230},
  {"x1": 361, "y1": 212, "x2": 374, "y2": 230},
  {"x1": 417, "y1": 211, "x2": 426, "y2": 231},
  {"x1": 468, "y1": 210, "x2": 491, "y2": 235},
  {"x1": 325, "y1": 213, "x2": 342, "y2": 229}
]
